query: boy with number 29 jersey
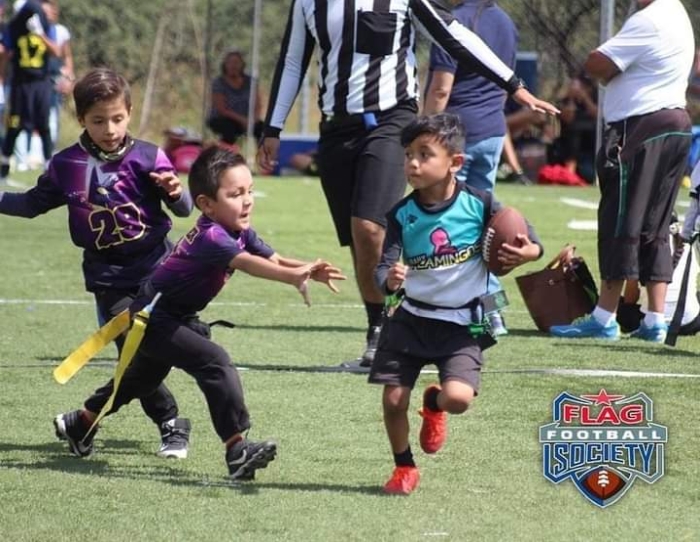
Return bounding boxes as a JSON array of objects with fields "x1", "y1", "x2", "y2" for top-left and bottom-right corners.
[{"x1": 0, "y1": 139, "x2": 191, "y2": 291}]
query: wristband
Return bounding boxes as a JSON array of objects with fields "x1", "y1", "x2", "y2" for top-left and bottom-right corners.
[{"x1": 505, "y1": 75, "x2": 526, "y2": 95}]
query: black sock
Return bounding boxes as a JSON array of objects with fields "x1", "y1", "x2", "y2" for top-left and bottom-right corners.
[
  {"x1": 425, "y1": 387, "x2": 442, "y2": 412},
  {"x1": 394, "y1": 446, "x2": 416, "y2": 467},
  {"x1": 364, "y1": 302, "x2": 384, "y2": 330}
]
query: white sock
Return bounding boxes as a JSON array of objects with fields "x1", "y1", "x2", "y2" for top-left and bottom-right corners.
[
  {"x1": 592, "y1": 306, "x2": 616, "y2": 327},
  {"x1": 643, "y1": 311, "x2": 665, "y2": 327}
]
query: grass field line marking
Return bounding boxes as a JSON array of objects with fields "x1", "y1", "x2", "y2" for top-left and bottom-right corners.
[
  {"x1": 0, "y1": 298, "x2": 365, "y2": 309},
  {"x1": 5, "y1": 362, "x2": 699, "y2": 379},
  {"x1": 487, "y1": 368, "x2": 700, "y2": 378},
  {"x1": 560, "y1": 197, "x2": 598, "y2": 210},
  {"x1": 567, "y1": 219, "x2": 597, "y2": 231},
  {"x1": 0, "y1": 298, "x2": 537, "y2": 313}
]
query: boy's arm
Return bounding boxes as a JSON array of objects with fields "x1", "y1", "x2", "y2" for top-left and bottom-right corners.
[
  {"x1": 487, "y1": 197, "x2": 544, "y2": 259},
  {"x1": 229, "y1": 251, "x2": 305, "y2": 286},
  {"x1": 375, "y1": 215, "x2": 403, "y2": 294},
  {"x1": 162, "y1": 188, "x2": 193, "y2": 217},
  {"x1": 268, "y1": 254, "x2": 307, "y2": 268},
  {"x1": 0, "y1": 172, "x2": 67, "y2": 218},
  {"x1": 150, "y1": 152, "x2": 193, "y2": 217}
]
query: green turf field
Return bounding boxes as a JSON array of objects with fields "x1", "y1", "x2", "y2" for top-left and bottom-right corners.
[{"x1": 0, "y1": 173, "x2": 698, "y2": 541}]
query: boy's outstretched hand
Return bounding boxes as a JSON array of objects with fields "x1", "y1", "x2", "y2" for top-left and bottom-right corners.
[
  {"x1": 292, "y1": 259, "x2": 347, "y2": 306},
  {"x1": 150, "y1": 171, "x2": 183, "y2": 199},
  {"x1": 497, "y1": 234, "x2": 541, "y2": 273}
]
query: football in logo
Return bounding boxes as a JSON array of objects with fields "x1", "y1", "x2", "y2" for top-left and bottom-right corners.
[{"x1": 581, "y1": 467, "x2": 627, "y2": 501}]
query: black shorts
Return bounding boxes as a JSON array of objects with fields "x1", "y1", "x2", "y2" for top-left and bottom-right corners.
[
  {"x1": 7, "y1": 78, "x2": 53, "y2": 132},
  {"x1": 597, "y1": 109, "x2": 691, "y2": 283},
  {"x1": 316, "y1": 102, "x2": 417, "y2": 246},
  {"x1": 368, "y1": 307, "x2": 484, "y2": 393}
]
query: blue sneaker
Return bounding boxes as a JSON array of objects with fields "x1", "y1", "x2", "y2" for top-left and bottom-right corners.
[
  {"x1": 550, "y1": 315, "x2": 620, "y2": 340},
  {"x1": 630, "y1": 322, "x2": 668, "y2": 343}
]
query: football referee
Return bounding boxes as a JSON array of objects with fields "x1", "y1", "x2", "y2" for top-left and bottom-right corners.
[{"x1": 258, "y1": 0, "x2": 559, "y2": 366}]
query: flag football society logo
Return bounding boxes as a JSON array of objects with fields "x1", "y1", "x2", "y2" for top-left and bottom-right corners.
[{"x1": 539, "y1": 389, "x2": 667, "y2": 508}]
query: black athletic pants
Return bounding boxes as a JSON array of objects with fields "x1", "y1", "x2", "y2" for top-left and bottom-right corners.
[
  {"x1": 89, "y1": 309, "x2": 250, "y2": 442},
  {"x1": 83, "y1": 289, "x2": 179, "y2": 425}
]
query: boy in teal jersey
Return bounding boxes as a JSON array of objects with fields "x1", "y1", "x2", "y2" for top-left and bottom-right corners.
[{"x1": 370, "y1": 113, "x2": 544, "y2": 495}]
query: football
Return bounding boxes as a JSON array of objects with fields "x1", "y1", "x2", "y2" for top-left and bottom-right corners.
[
  {"x1": 582, "y1": 467, "x2": 626, "y2": 502},
  {"x1": 482, "y1": 206, "x2": 528, "y2": 276}
]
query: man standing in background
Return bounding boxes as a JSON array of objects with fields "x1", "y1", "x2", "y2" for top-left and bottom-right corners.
[
  {"x1": 551, "y1": 0, "x2": 694, "y2": 343},
  {"x1": 423, "y1": 0, "x2": 519, "y2": 337},
  {"x1": 258, "y1": 0, "x2": 558, "y2": 366}
]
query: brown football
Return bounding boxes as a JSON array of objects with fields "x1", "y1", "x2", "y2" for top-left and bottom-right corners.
[{"x1": 482, "y1": 206, "x2": 528, "y2": 276}]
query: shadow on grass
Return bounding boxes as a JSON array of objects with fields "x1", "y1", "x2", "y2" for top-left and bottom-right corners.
[
  {"x1": 500, "y1": 329, "x2": 546, "y2": 338},
  {"x1": 550, "y1": 341, "x2": 698, "y2": 359},
  {"x1": 0, "y1": 443, "x2": 383, "y2": 495},
  {"x1": 235, "y1": 324, "x2": 365, "y2": 333},
  {"x1": 239, "y1": 361, "x2": 370, "y2": 375}
]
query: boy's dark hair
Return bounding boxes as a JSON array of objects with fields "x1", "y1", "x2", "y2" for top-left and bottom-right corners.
[
  {"x1": 73, "y1": 68, "x2": 132, "y2": 119},
  {"x1": 189, "y1": 146, "x2": 248, "y2": 205},
  {"x1": 400, "y1": 113, "x2": 465, "y2": 154}
]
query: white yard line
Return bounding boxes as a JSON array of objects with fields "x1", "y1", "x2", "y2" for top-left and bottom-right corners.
[{"x1": 560, "y1": 197, "x2": 598, "y2": 210}]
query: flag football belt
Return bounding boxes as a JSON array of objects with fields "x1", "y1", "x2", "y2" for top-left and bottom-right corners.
[
  {"x1": 53, "y1": 309, "x2": 131, "y2": 384},
  {"x1": 402, "y1": 294, "x2": 497, "y2": 349},
  {"x1": 85, "y1": 293, "x2": 162, "y2": 435}
]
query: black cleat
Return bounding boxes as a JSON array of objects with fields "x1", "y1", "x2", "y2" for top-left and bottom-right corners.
[
  {"x1": 359, "y1": 326, "x2": 382, "y2": 367},
  {"x1": 54, "y1": 410, "x2": 97, "y2": 458},
  {"x1": 226, "y1": 439, "x2": 277, "y2": 481},
  {"x1": 157, "y1": 418, "x2": 191, "y2": 459}
]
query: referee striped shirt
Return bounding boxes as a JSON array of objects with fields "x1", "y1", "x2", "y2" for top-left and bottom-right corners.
[{"x1": 264, "y1": 0, "x2": 519, "y2": 136}]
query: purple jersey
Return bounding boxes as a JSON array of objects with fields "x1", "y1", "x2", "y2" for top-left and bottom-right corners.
[
  {"x1": 149, "y1": 216, "x2": 275, "y2": 316},
  {"x1": 0, "y1": 139, "x2": 193, "y2": 291}
]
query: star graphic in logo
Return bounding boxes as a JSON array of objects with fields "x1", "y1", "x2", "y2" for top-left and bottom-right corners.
[{"x1": 581, "y1": 389, "x2": 626, "y2": 406}]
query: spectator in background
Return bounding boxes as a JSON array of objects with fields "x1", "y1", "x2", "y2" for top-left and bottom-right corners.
[
  {"x1": 15, "y1": 0, "x2": 73, "y2": 170},
  {"x1": 0, "y1": 0, "x2": 60, "y2": 183},
  {"x1": 687, "y1": 48, "x2": 700, "y2": 124},
  {"x1": 423, "y1": 0, "x2": 519, "y2": 337},
  {"x1": 546, "y1": 72, "x2": 598, "y2": 183},
  {"x1": 207, "y1": 50, "x2": 263, "y2": 149},
  {"x1": 289, "y1": 149, "x2": 319, "y2": 177},
  {"x1": 0, "y1": 1, "x2": 8, "y2": 146},
  {"x1": 551, "y1": 0, "x2": 694, "y2": 343}
]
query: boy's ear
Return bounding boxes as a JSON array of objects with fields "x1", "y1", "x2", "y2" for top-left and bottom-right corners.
[
  {"x1": 450, "y1": 152, "x2": 465, "y2": 173},
  {"x1": 195, "y1": 194, "x2": 214, "y2": 214}
]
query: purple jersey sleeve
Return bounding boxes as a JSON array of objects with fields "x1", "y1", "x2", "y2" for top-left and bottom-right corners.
[
  {"x1": 149, "y1": 216, "x2": 274, "y2": 315},
  {"x1": 153, "y1": 147, "x2": 193, "y2": 217},
  {"x1": 2, "y1": 139, "x2": 191, "y2": 291},
  {"x1": 0, "y1": 169, "x2": 67, "y2": 217}
]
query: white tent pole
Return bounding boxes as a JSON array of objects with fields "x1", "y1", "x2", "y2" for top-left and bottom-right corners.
[
  {"x1": 202, "y1": 0, "x2": 213, "y2": 139},
  {"x1": 246, "y1": 0, "x2": 263, "y2": 164}
]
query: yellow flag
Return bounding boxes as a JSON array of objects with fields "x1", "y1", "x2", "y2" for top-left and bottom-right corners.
[
  {"x1": 86, "y1": 294, "x2": 161, "y2": 435},
  {"x1": 53, "y1": 310, "x2": 131, "y2": 384}
]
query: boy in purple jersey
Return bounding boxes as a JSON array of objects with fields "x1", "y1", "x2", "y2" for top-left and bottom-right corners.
[
  {"x1": 0, "y1": 68, "x2": 194, "y2": 458},
  {"x1": 55, "y1": 146, "x2": 346, "y2": 480}
]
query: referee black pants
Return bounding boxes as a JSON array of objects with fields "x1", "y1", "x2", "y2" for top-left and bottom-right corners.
[{"x1": 316, "y1": 101, "x2": 417, "y2": 246}]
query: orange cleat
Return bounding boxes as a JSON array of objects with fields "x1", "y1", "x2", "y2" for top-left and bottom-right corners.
[
  {"x1": 418, "y1": 384, "x2": 447, "y2": 454},
  {"x1": 384, "y1": 466, "x2": 420, "y2": 495}
]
